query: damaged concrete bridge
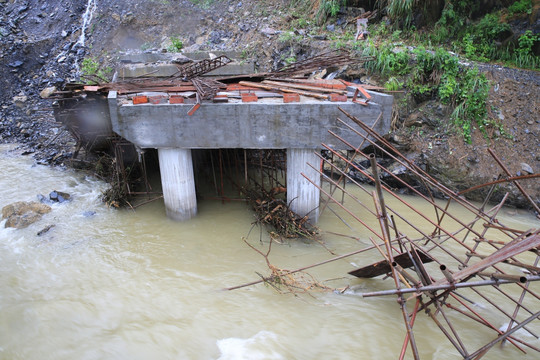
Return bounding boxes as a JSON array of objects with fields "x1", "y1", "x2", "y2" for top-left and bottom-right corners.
[{"x1": 73, "y1": 51, "x2": 394, "y2": 222}]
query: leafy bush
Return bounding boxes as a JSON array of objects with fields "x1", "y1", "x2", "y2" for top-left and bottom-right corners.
[
  {"x1": 429, "y1": 3, "x2": 538, "y2": 69},
  {"x1": 385, "y1": 0, "x2": 417, "y2": 29},
  {"x1": 362, "y1": 42, "x2": 411, "y2": 76},
  {"x1": 167, "y1": 36, "x2": 183, "y2": 52},
  {"x1": 316, "y1": 0, "x2": 345, "y2": 23},
  {"x1": 81, "y1": 57, "x2": 111, "y2": 83},
  {"x1": 363, "y1": 43, "x2": 494, "y2": 143},
  {"x1": 460, "y1": 13, "x2": 511, "y2": 60},
  {"x1": 508, "y1": 0, "x2": 532, "y2": 15},
  {"x1": 449, "y1": 68, "x2": 491, "y2": 143},
  {"x1": 514, "y1": 30, "x2": 539, "y2": 68},
  {"x1": 410, "y1": 47, "x2": 491, "y2": 142}
]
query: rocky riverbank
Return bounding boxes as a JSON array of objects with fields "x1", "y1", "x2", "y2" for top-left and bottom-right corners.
[
  {"x1": 0, "y1": 0, "x2": 88, "y2": 165},
  {"x1": 1, "y1": 0, "x2": 538, "y2": 211}
]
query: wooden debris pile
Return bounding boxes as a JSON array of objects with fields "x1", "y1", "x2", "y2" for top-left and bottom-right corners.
[
  {"x1": 53, "y1": 50, "x2": 381, "y2": 118},
  {"x1": 243, "y1": 186, "x2": 318, "y2": 240}
]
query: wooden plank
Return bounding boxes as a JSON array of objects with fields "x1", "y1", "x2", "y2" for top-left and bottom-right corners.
[
  {"x1": 116, "y1": 86, "x2": 197, "y2": 94},
  {"x1": 348, "y1": 249, "x2": 434, "y2": 278},
  {"x1": 83, "y1": 85, "x2": 102, "y2": 92},
  {"x1": 238, "y1": 81, "x2": 329, "y2": 100},
  {"x1": 262, "y1": 80, "x2": 347, "y2": 94},
  {"x1": 268, "y1": 78, "x2": 347, "y2": 90}
]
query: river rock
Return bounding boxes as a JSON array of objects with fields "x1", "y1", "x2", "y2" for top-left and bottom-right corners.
[
  {"x1": 49, "y1": 190, "x2": 71, "y2": 203},
  {"x1": 82, "y1": 210, "x2": 96, "y2": 217},
  {"x1": 404, "y1": 112, "x2": 426, "y2": 127},
  {"x1": 521, "y1": 163, "x2": 534, "y2": 174},
  {"x1": 12, "y1": 93, "x2": 28, "y2": 107},
  {"x1": 8, "y1": 60, "x2": 24, "y2": 68},
  {"x1": 261, "y1": 27, "x2": 280, "y2": 36},
  {"x1": 5, "y1": 212, "x2": 44, "y2": 229},
  {"x1": 2, "y1": 201, "x2": 52, "y2": 229},
  {"x1": 39, "y1": 86, "x2": 56, "y2": 99}
]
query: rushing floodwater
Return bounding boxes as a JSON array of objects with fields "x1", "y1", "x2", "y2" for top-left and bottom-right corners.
[{"x1": 0, "y1": 144, "x2": 539, "y2": 360}]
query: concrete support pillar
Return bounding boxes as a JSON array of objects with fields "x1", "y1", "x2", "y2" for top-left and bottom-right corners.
[
  {"x1": 287, "y1": 148, "x2": 321, "y2": 223},
  {"x1": 158, "y1": 148, "x2": 197, "y2": 221}
]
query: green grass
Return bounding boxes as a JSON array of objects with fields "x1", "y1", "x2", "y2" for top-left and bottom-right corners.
[
  {"x1": 361, "y1": 41, "x2": 496, "y2": 143},
  {"x1": 508, "y1": 0, "x2": 533, "y2": 15},
  {"x1": 188, "y1": 0, "x2": 216, "y2": 9},
  {"x1": 373, "y1": 1, "x2": 539, "y2": 70},
  {"x1": 384, "y1": 77, "x2": 403, "y2": 91},
  {"x1": 81, "y1": 57, "x2": 112, "y2": 84}
]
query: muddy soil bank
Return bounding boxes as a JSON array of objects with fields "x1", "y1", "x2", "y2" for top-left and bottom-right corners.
[
  {"x1": 0, "y1": 0, "x2": 538, "y2": 211},
  {"x1": 388, "y1": 63, "x2": 539, "y2": 210}
]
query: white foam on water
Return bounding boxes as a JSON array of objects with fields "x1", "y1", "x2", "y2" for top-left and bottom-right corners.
[
  {"x1": 498, "y1": 322, "x2": 533, "y2": 338},
  {"x1": 216, "y1": 331, "x2": 284, "y2": 360}
]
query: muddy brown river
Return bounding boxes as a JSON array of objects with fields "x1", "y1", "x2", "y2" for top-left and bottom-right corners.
[{"x1": 0, "y1": 145, "x2": 538, "y2": 359}]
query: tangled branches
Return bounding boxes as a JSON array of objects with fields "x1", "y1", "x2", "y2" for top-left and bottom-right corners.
[
  {"x1": 243, "y1": 187, "x2": 319, "y2": 239},
  {"x1": 243, "y1": 237, "x2": 332, "y2": 295}
]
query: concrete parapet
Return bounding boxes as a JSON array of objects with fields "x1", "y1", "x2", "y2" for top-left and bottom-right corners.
[{"x1": 116, "y1": 59, "x2": 255, "y2": 78}]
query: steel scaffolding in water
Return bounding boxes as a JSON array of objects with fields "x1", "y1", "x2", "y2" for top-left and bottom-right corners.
[{"x1": 299, "y1": 107, "x2": 540, "y2": 359}]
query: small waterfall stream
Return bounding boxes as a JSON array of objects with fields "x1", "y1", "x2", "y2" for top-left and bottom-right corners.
[{"x1": 77, "y1": 0, "x2": 98, "y2": 48}]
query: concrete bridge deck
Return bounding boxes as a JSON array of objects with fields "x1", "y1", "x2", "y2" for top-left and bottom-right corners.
[
  {"x1": 107, "y1": 83, "x2": 393, "y2": 223},
  {"x1": 108, "y1": 89, "x2": 392, "y2": 150},
  {"x1": 103, "y1": 54, "x2": 393, "y2": 222}
]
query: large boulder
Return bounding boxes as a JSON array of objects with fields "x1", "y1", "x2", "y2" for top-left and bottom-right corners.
[{"x1": 2, "y1": 201, "x2": 52, "y2": 229}]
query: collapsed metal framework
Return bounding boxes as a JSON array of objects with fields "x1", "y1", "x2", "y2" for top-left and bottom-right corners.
[
  {"x1": 173, "y1": 55, "x2": 232, "y2": 79},
  {"x1": 272, "y1": 50, "x2": 368, "y2": 77},
  {"x1": 302, "y1": 107, "x2": 540, "y2": 359}
]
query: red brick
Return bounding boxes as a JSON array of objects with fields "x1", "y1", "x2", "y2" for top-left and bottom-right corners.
[
  {"x1": 132, "y1": 95, "x2": 148, "y2": 105},
  {"x1": 169, "y1": 95, "x2": 185, "y2": 104},
  {"x1": 241, "y1": 93, "x2": 258, "y2": 103},
  {"x1": 283, "y1": 93, "x2": 300, "y2": 103},
  {"x1": 329, "y1": 93, "x2": 348, "y2": 102},
  {"x1": 187, "y1": 103, "x2": 201, "y2": 116}
]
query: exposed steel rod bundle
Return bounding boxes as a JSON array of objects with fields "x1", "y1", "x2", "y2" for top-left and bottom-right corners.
[
  {"x1": 271, "y1": 50, "x2": 360, "y2": 77},
  {"x1": 297, "y1": 107, "x2": 540, "y2": 359}
]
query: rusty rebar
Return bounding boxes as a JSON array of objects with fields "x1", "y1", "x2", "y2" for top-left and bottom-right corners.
[
  {"x1": 359, "y1": 275, "x2": 540, "y2": 297},
  {"x1": 446, "y1": 294, "x2": 529, "y2": 354},
  {"x1": 465, "y1": 310, "x2": 540, "y2": 360},
  {"x1": 488, "y1": 148, "x2": 540, "y2": 217}
]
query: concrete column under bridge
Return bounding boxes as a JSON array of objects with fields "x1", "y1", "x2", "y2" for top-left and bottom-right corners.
[
  {"x1": 107, "y1": 82, "x2": 394, "y2": 223},
  {"x1": 287, "y1": 149, "x2": 321, "y2": 223},
  {"x1": 158, "y1": 148, "x2": 197, "y2": 221}
]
